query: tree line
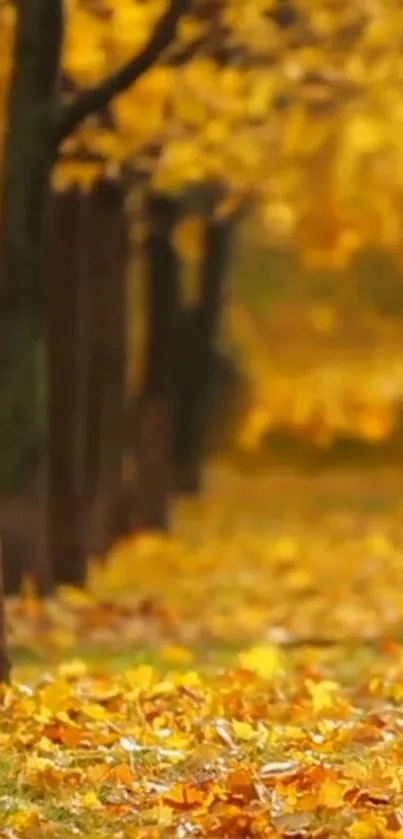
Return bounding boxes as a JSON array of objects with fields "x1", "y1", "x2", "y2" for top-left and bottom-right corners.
[
  {"x1": 0, "y1": 0, "x2": 254, "y2": 681},
  {"x1": 0, "y1": 0, "x2": 384, "y2": 681}
]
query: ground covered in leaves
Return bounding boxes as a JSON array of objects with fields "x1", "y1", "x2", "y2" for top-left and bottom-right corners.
[
  {"x1": 4, "y1": 467, "x2": 403, "y2": 837},
  {"x1": 4, "y1": 645, "x2": 403, "y2": 838},
  {"x1": 10, "y1": 467, "x2": 403, "y2": 654}
]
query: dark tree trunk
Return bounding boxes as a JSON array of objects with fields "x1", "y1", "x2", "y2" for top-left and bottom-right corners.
[
  {"x1": 45, "y1": 188, "x2": 88, "y2": 586},
  {"x1": 0, "y1": 0, "x2": 63, "y2": 597},
  {"x1": 136, "y1": 193, "x2": 181, "y2": 531},
  {"x1": 47, "y1": 180, "x2": 129, "y2": 580},
  {"x1": 84, "y1": 179, "x2": 128, "y2": 556},
  {"x1": 0, "y1": 546, "x2": 10, "y2": 683},
  {"x1": 0, "y1": 464, "x2": 49, "y2": 597},
  {"x1": 173, "y1": 215, "x2": 234, "y2": 494}
]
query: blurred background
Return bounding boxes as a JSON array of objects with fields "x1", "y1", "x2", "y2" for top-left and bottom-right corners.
[{"x1": 2, "y1": 0, "x2": 403, "y2": 630}]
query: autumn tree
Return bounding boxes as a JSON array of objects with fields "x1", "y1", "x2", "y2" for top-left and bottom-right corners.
[{"x1": 0, "y1": 0, "x2": 190, "y2": 606}]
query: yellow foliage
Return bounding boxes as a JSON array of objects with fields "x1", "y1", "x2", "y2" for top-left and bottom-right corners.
[
  {"x1": 230, "y1": 301, "x2": 403, "y2": 451},
  {"x1": 305, "y1": 678, "x2": 340, "y2": 713},
  {"x1": 2, "y1": 0, "x2": 403, "y2": 262},
  {"x1": 238, "y1": 645, "x2": 284, "y2": 679}
]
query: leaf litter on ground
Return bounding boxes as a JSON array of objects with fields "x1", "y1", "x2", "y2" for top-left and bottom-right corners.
[
  {"x1": 3, "y1": 645, "x2": 403, "y2": 837},
  {"x1": 3, "y1": 467, "x2": 403, "y2": 836},
  {"x1": 8, "y1": 467, "x2": 403, "y2": 656}
]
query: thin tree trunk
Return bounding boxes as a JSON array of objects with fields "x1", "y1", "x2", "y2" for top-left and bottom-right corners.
[
  {"x1": 0, "y1": 545, "x2": 10, "y2": 683},
  {"x1": 137, "y1": 193, "x2": 181, "y2": 531},
  {"x1": 45, "y1": 188, "x2": 88, "y2": 586},
  {"x1": 84, "y1": 179, "x2": 128, "y2": 555},
  {"x1": 0, "y1": 0, "x2": 62, "y2": 597},
  {"x1": 173, "y1": 215, "x2": 235, "y2": 494}
]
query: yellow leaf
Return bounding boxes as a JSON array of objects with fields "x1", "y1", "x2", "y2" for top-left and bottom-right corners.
[
  {"x1": 125, "y1": 665, "x2": 155, "y2": 690},
  {"x1": 8, "y1": 809, "x2": 41, "y2": 829},
  {"x1": 238, "y1": 645, "x2": 284, "y2": 679},
  {"x1": 81, "y1": 790, "x2": 102, "y2": 809},
  {"x1": 320, "y1": 778, "x2": 346, "y2": 808},
  {"x1": 348, "y1": 820, "x2": 381, "y2": 839},
  {"x1": 82, "y1": 702, "x2": 107, "y2": 721},
  {"x1": 305, "y1": 679, "x2": 339, "y2": 712},
  {"x1": 232, "y1": 720, "x2": 257, "y2": 741}
]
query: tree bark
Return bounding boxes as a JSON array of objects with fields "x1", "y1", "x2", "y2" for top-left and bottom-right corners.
[
  {"x1": 46, "y1": 179, "x2": 129, "y2": 581},
  {"x1": 0, "y1": 0, "x2": 62, "y2": 596},
  {"x1": 173, "y1": 214, "x2": 235, "y2": 494},
  {"x1": 0, "y1": 544, "x2": 10, "y2": 683},
  {"x1": 84, "y1": 179, "x2": 128, "y2": 556},
  {"x1": 45, "y1": 188, "x2": 88, "y2": 586},
  {"x1": 0, "y1": 0, "x2": 62, "y2": 494},
  {"x1": 136, "y1": 193, "x2": 181, "y2": 531}
]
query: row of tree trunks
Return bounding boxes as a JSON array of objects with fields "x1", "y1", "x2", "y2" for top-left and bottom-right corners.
[
  {"x1": 1, "y1": 182, "x2": 234, "y2": 593},
  {"x1": 46, "y1": 188, "x2": 236, "y2": 545},
  {"x1": 134, "y1": 194, "x2": 236, "y2": 528}
]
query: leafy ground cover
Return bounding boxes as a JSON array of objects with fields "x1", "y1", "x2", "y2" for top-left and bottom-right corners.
[
  {"x1": 3, "y1": 466, "x2": 403, "y2": 837},
  {"x1": 4, "y1": 643, "x2": 403, "y2": 838},
  {"x1": 10, "y1": 466, "x2": 403, "y2": 654}
]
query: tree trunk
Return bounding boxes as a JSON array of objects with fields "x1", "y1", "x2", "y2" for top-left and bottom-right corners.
[
  {"x1": 84, "y1": 179, "x2": 128, "y2": 556},
  {"x1": 45, "y1": 188, "x2": 88, "y2": 586},
  {"x1": 0, "y1": 463, "x2": 49, "y2": 597},
  {"x1": 173, "y1": 215, "x2": 235, "y2": 494},
  {"x1": 0, "y1": 0, "x2": 63, "y2": 595},
  {"x1": 136, "y1": 193, "x2": 181, "y2": 531},
  {"x1": 0, "y1": 545, "x2": 10, "y2": 683}
]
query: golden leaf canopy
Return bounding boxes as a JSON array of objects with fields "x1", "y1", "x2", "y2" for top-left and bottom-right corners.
[{"x1": 2, "y1": 0, "x2": 403, "y2": 263}]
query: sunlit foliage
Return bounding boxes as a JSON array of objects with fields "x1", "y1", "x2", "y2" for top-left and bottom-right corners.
[{"x1": 2, "y1": 0, "x2": 403, "y2": 265}]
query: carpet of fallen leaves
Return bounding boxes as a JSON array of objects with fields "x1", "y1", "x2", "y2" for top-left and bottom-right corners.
[
  {"x1": 9, "y1": 467, "x2": 403, "y2": 654},
  {"x1": 4, "y1": 467, "x2": 403, "y2": 837},
  {"x1": 3, "y1": 645, "x2": 403, "y2": 838}
]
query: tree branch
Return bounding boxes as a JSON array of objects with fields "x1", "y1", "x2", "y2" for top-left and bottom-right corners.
[{"x1": 57, "y1": 0, "x2": 190, "y2": 144}]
